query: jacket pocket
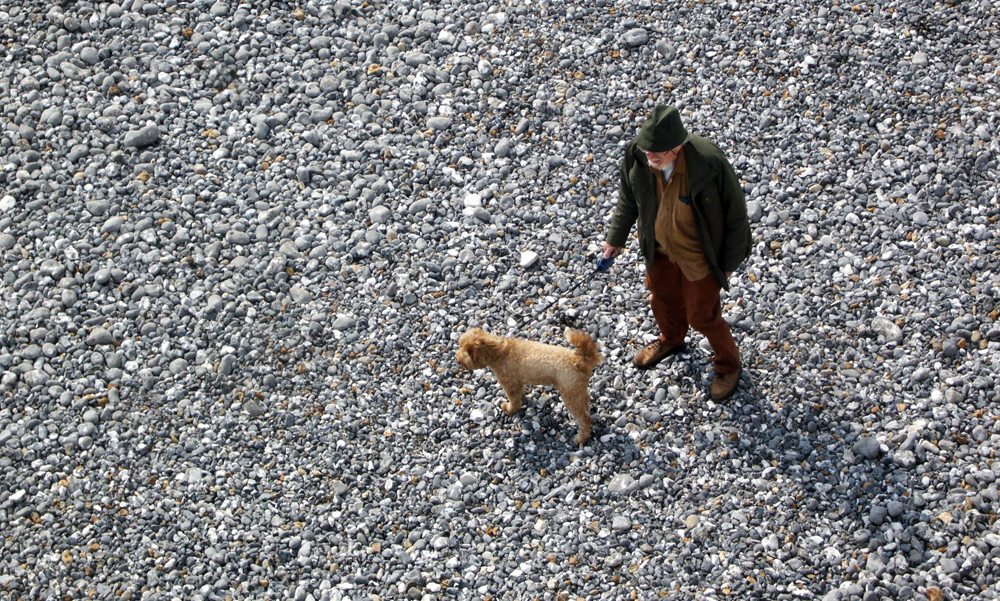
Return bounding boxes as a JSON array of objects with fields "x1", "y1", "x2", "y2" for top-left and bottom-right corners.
[{"x1": 698, "y1": 188, "x2": 722, "y2": 214}]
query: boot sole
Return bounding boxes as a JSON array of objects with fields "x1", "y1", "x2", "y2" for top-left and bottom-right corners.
[{"x1": 632, "y1": 343, "x2": 687, "y2": 369}]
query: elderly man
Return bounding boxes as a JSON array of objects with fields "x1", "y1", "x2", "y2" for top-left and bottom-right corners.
[{"x1": 603, "y1": 105, "x2": 751, "y2": 400}]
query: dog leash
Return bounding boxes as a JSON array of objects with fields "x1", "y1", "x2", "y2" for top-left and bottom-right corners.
[{"x1": 526, "y1": 250, "x2": 620, "y2": 326}]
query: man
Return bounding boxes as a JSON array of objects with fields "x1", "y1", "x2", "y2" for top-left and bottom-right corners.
[{"x1": 604, "y1": 104, "x2": 751, "y2": 400}]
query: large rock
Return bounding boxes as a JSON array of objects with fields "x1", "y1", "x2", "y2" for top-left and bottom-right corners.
[
  {"x1": 370, "y1": 205, "x2": 392, "y2": 224},
  {"x1": 408, "y1": 199, "x2": 431, "y2": 215},
  {"x1": 86, "y1": 327, "x2": 113, "y2": 346},
  {"x1": 494, "y1": 138, "x2": 511, "y2": 158},
  {"x1": 608, "y1": 474, "x2": 636, "y2": 494},
  {"x1": 123, "y1": 125, "x2": 161, "y2": 149},
  {"x1": 331, "y1": 315, "x2": 357, "y2": 331},
  {"x1": 289, "y1": 286, "x2": 313, "y2": 304},
  {"x1": 853, "y1": 436, "x2": 881, "y2": 460},
  {"x1": 426, "y1": 117, "x2": 452, "y2": 131},
  {"x1": 872, "y1": 318, "x2": 903, "y2": 343},
  {"x1": 520, "y1": 251, "x2": 539, "y2": 269},
  {"x1": 622, "y1": 28, "x2": 649, "y2": 47}
]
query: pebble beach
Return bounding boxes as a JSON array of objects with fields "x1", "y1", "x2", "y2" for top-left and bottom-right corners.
[{"x1": 1, "y1": 0, "x2": 999, "y2": 600}]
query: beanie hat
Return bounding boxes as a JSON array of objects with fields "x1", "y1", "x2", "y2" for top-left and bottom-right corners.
[{"x1": 636, "y1": 105, "x2": 688, "y2": 152}]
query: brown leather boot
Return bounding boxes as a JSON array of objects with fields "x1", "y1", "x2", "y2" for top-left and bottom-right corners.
[
  {"x1": 710, "y1": 368, "x2": 741, "y2": 400},
  {"x1": 632, "y1": 339, "x2": 686, "y2": 369}
]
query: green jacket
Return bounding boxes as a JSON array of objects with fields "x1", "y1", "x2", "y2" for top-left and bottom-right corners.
[{"x1": 607, "y1": 135, "x2": 751, "y2": 290}]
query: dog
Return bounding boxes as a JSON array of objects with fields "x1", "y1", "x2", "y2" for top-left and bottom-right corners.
[{"x1": 455, "y1": 327, "x2": 603, "y2": 445}]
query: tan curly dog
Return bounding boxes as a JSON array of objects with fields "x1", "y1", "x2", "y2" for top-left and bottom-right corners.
[{"x1": 456, "y1": 327, "x2": 603, "y2": 445}]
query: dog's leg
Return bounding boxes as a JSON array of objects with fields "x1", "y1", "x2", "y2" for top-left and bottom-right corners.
[
  {"x1": 562, "y1": 389, "x2": 593, "y2": 445},
  {"x1": 500, "y1": 381, "x2": 524, "y2": 416}
]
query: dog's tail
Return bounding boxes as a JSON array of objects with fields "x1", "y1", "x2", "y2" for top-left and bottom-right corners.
[{"x1": 565, "y1": 328, "x2": 603, "y2": 370}]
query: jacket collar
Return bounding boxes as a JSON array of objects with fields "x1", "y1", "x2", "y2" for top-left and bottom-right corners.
[
  {"x1": 684, "y1": 137, "x2": 717, "y2": 194},
  {"x1": 632, "y1": 143, "x2": 651, "y2": 168}
]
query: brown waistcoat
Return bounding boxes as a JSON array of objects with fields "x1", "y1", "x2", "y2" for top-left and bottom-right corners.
[{"x1": 653, "y1": 149, "x2": 711, "y2": 282}]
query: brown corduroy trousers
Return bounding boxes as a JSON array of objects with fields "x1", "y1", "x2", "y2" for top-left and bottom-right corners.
[{"x1": 645, "y1": 252, "x2": 741, "y2": 375}]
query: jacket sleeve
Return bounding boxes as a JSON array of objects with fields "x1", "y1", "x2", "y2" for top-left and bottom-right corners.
[
  {"x1": 716, "y1": 155, "x2": 751, "y2": 273},
  {"x1": 606, "y1": 153, "x2": 639, "y2": 248}
]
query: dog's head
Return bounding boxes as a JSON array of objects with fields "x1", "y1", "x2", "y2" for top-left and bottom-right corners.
[{"x1": 456, "y1": 327, "x2": 497, "y2": 371}]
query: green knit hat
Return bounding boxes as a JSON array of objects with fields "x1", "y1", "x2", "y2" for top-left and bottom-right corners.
[{"x1": 636, "y1": 105, "x2": 688, "y2": 152}]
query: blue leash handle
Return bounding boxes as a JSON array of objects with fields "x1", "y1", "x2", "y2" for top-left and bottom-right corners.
[{"x1": 596, "y1": 252, "x2": 618, "y2": 273}]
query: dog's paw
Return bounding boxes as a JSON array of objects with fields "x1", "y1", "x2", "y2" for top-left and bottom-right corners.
[
  {"x1": 494, "y1": 404, "x2": 510, "y2": 420},
  {"x1": 500, "y1": 401, "x2": 516, "y2": 416},
  {"x1": 573, "y1": 431, "x2": 591, "y2": 446}
]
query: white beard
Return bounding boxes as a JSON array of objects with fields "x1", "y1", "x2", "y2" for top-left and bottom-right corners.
[{"x1": 654, "y1": 162, "x2": 675, "y2": 181}]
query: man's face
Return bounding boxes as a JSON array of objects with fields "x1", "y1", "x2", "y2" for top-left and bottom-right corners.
[{"x1": 643, "y1": 146, "x2": 682, "y2": 171}]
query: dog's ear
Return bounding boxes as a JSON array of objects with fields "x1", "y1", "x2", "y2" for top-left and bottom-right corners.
[
  {"x1": 473, "y1": 333, "x2": 501, "y2": 364},
  {"x1": 468, "y1": 339, "x2": 483, "y2": 365}
]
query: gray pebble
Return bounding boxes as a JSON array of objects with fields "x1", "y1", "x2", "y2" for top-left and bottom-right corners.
[
  {"x1": 622, "y1": 28, "x2": 649, "y2": 47},
  {"x1": 219, "y1": 354, "x2": 237, "y2": 375},
  {"x1": 520, "y1": 251, "x2": 539, "y2": 269},
  {"x1": 494, "y1": 138, "x2": 511, "y2": 158},
  {"x1": 426, "y1": 117, "x2": 452, "y2": 131},
  {"x1": 289, "y1": 286, "x2": 313, "y2": 304},
  {"x1": 123, "y1": 124, "x2": 161, "y2": 149},
  {"x1": 210, "y1": 1, "x2": 229, "y2": 16},
  {"x1": 86, "y1": 199, "x2": 111, "y2": 216},
  {"x1": 244, "y1": 400, "x2": 265, "y2": 417},
  {"x1": 939, "y1": 557, "x2": 959, "y2": 575},
  {"x1": 853, "y1": 437, "x2": 881, "y2": 460},
  {"x1": 86, "y1": 327, "x2": 113, "y2": 346},
  {"x1": 869, "y1": 505, "x2": 887, "y2": 526},
  {"x1": 332, "y1": 315, "x2": 356, "y2": 330},
  {"x1": 608, "y1": 473, "x2": 635, "y2": 493},
  {"x1": 79, "y1": 47, "x2": 99, "y2": 65},
  {"x1": 370, "y1": 206, "x2": 392, "y2": 224}
]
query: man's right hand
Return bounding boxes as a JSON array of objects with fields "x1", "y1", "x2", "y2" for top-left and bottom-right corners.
[{"x1": 603, "y1": 244, "x2": 622, "y2": 259}]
